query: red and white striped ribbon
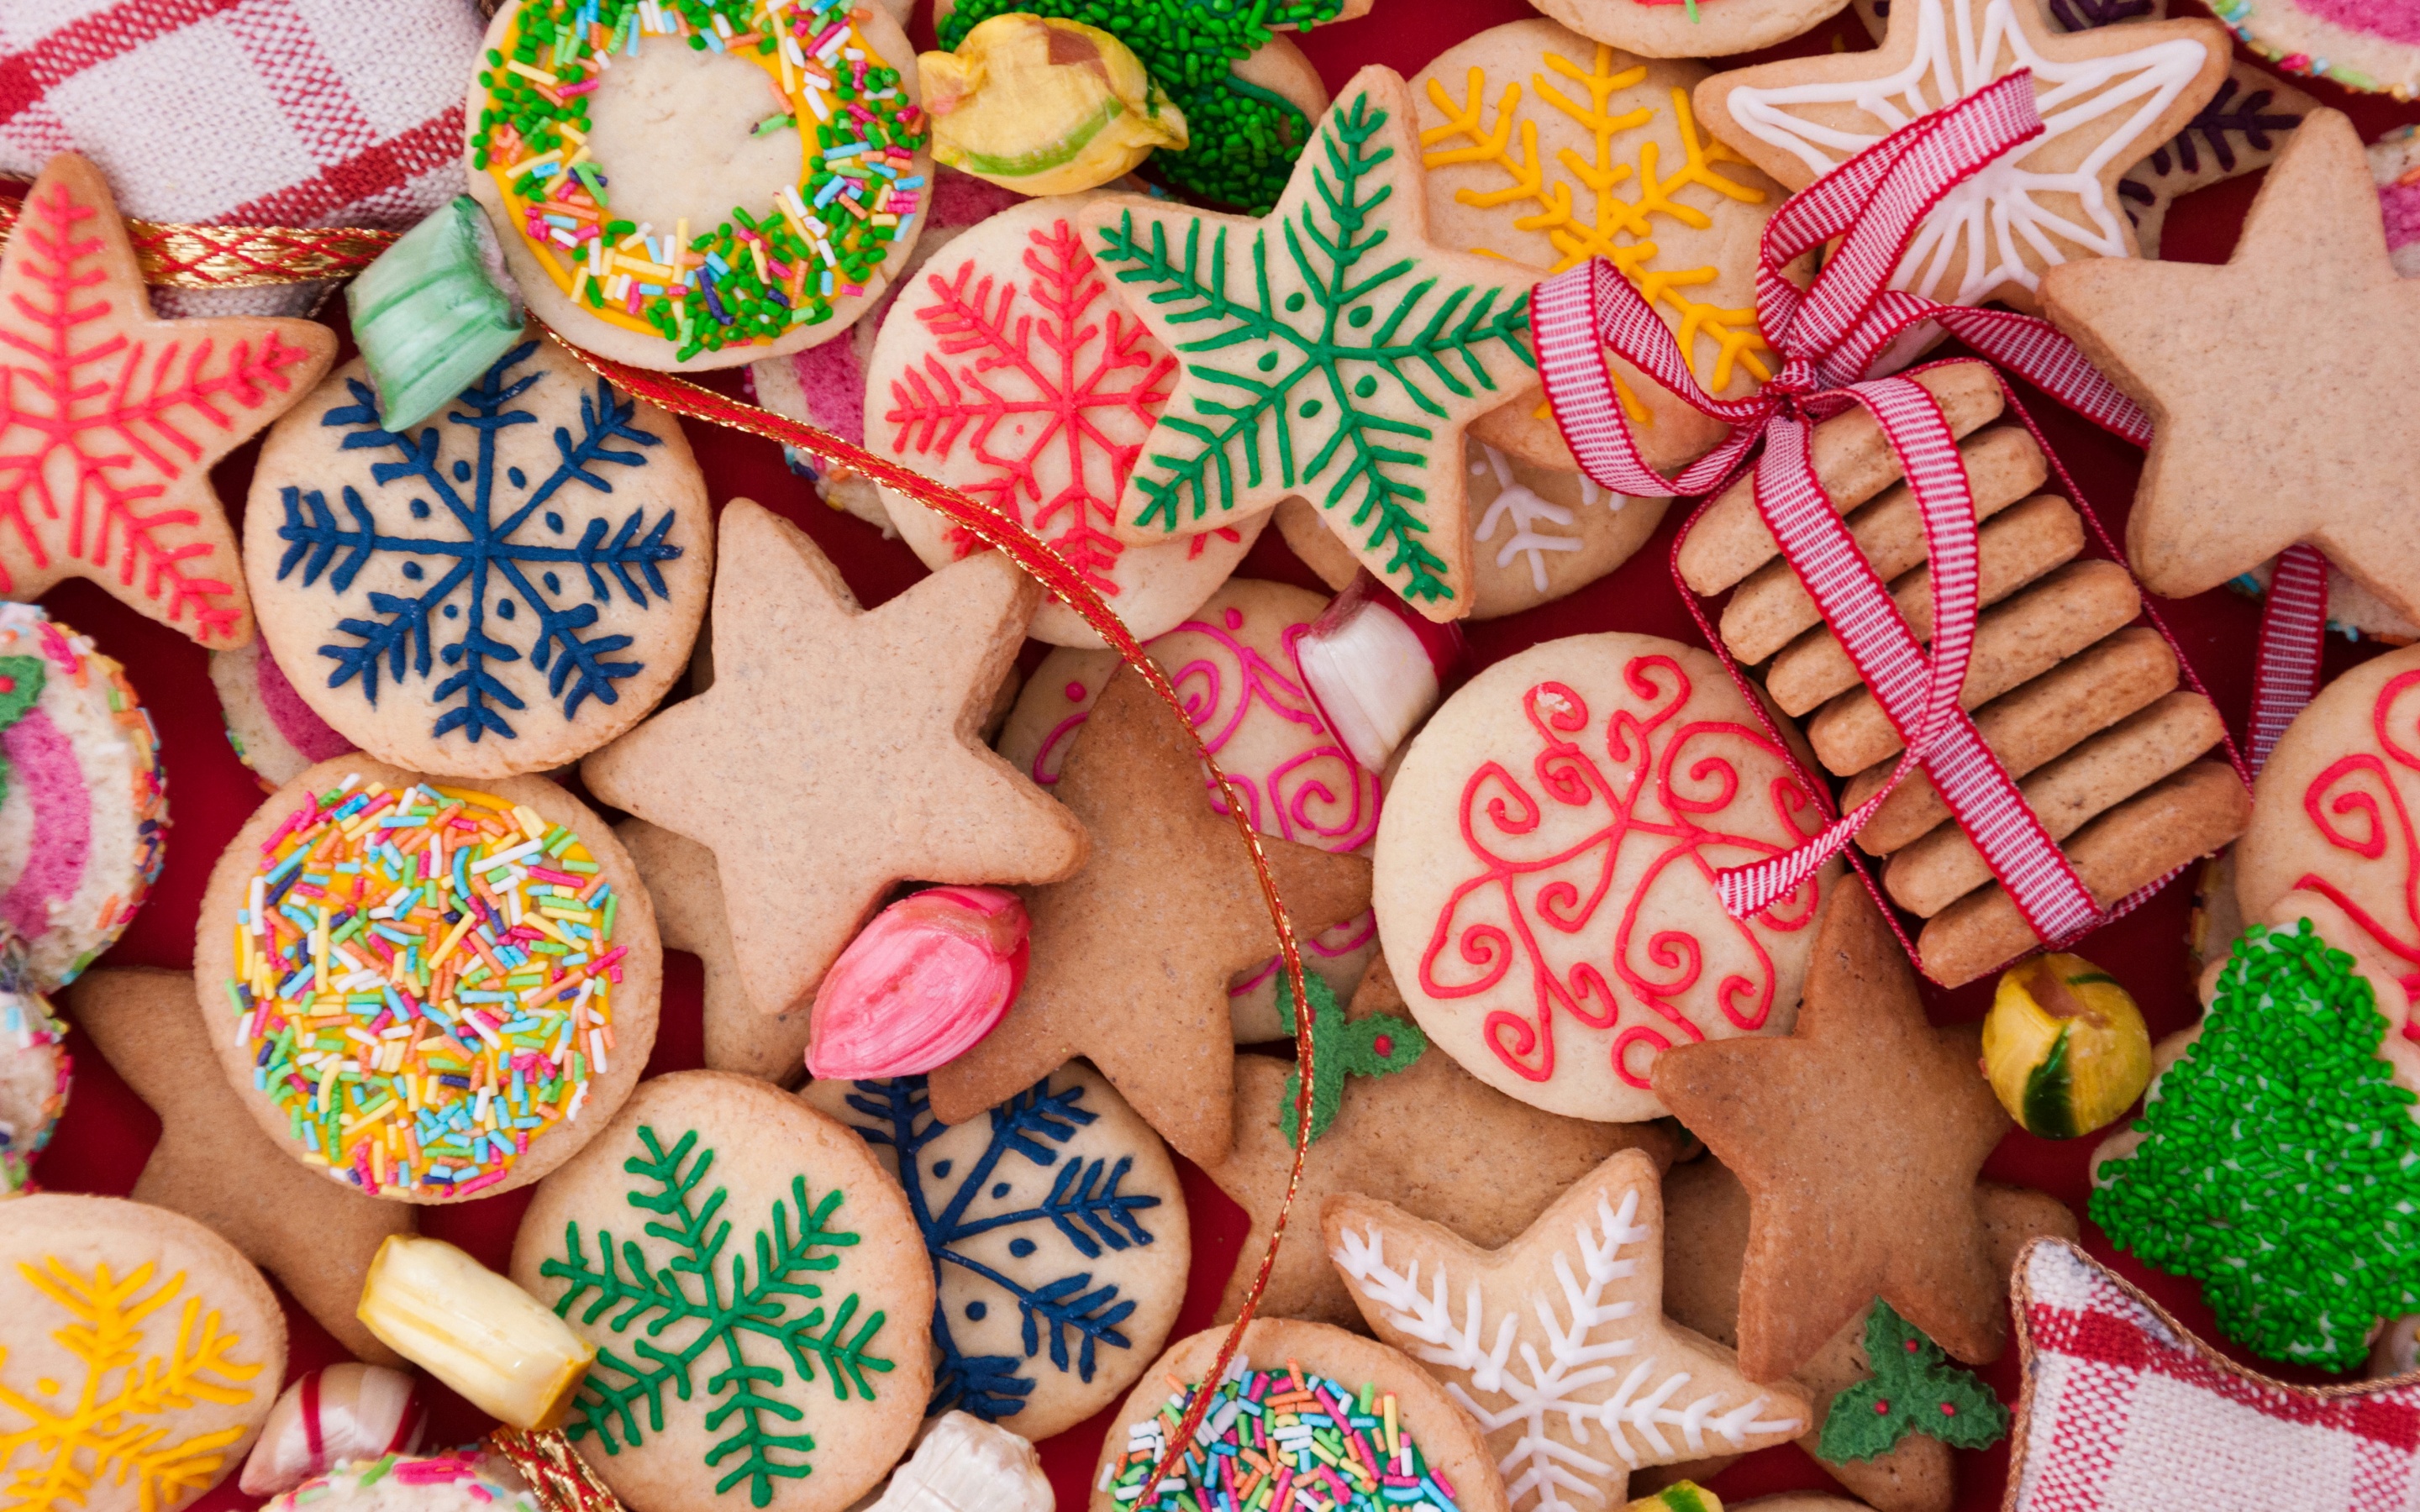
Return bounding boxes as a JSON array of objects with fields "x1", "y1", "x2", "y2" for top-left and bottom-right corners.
[
  {"x1": 2249, "y1": 543, "x2": 2329, "y2": 771},
  {"x1": 1534, "y1": 71, "x2": 2195, "y2": 948}
]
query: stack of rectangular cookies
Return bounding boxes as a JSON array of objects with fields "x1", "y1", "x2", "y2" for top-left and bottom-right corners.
[{"x1": 1676, "y1": 361, "x2": 2250, "y2": 987}]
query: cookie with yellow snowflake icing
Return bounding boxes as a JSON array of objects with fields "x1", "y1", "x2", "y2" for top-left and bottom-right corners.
[
  {"x1": 0, "y1": 1192, "x2": 285, "y2": 1512},
  {"x1": 1415, "y1": 21, "x2": 1787, "y2": 475}
]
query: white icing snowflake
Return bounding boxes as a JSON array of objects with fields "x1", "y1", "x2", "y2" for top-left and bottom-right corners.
[
  {"x1": 1470, "y1": 447, "x2": 1635, "y2": 595},
  {"x1": 1332, "y1": 1169, "x2": 1805, "y2": 1512},
  {"x1": 1719, "y1": 0, "x2": 2214, "y2": 305}
]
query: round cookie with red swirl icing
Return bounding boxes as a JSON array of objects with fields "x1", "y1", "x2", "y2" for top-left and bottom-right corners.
[
  {"x1": 1373, "y1": 632, "x2": 1838, "y2": 1122},
  {"x1": 995, "y1": 580, "x2": 1382, "y2": 1040},
  {"x1": 0, "y1": 603, "x2": 166, "y2": 991},
  {"x1": 2235, "y1": 639, "x2": 2420, "y2": 1015}
]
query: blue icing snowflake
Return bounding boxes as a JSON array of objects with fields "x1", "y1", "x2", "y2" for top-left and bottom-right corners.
[
  {"x1": 840, "y1": 1075, "x2": 1163, "y2": 1423},
  {"x1": 273, "y1": 340, "x2": 684, "y2": 743}
]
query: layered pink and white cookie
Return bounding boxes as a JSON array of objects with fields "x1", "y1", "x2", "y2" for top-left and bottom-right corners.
[
  {"x1": 0, "y1": 978, "x2": 67, "y2": 1194},
  {"x1": 211, "y1": 638, "x2": 355, "y2": 791},
  {"x1": 865, "y1": 196, "x2": 1264, "y2": 648},
  {"x1": 2375, "y1": 123, "x2": 2420, "y2": 277},
  {"x1": 0, "y1": 605, "x2": 166, "y2": 990},
  {"x1": 997, "y1": 580, "x2": 1381, "y2": 1039},
  {"x1": 2217, "y1": 0, "x2": 2420, "y2": 102}
]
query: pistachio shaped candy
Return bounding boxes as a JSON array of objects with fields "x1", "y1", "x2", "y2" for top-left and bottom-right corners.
[
  {"x1": 346, "y1": 197, "x2": 525, "y2": 432},
  {"x1": 1982, "y1": 952, "x2": 2152, "y2": 1139},
  {"x1": 918, "y1": 15, "x2": 1187, "y2": 196}
]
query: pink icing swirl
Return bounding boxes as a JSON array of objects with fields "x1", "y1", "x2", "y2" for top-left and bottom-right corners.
[{"x1": 0, "y1": 707, "x2": 89, "y2": 942}]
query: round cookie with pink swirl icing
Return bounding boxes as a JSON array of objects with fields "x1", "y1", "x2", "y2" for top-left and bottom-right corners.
[
  {"x1": 996, "y1": 579, "x2": 1382, "y2": 1040},
  {"x1": 210, "y1": 638, "x2": 354, "y2": 791},
  {"x1": 1373, "y1": 632, "x2": 1838, "y2": 1122},
  {"x1": 0, "y1": 605, "x2": 166, "y2": 990}
]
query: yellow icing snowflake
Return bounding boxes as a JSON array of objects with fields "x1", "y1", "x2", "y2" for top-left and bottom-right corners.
[
  {"x1": 1422, "y1": 42, "x2": 1778, "y2": 400},
  {"x1": 0, "y1": 1259, "x2": 264, "y2": 1512}
]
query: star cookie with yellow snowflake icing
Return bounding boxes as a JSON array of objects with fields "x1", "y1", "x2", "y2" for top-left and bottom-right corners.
[
  {"x1": 0, "y1": 1193, "x2": 285, "y2": 1512},
  {"x1": 1081, "y1": 66, "x2": 1543, "y2": 622}
]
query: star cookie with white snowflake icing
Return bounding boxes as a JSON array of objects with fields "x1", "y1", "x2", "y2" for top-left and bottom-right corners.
[
  {"x1": 1081, "y1": 66, "x2": 1542, "y2": 622},
  {"x1": 802, "y1": 1064, "x2": 1189, "y2": 1441},
  {"x1": 867, "y1": 197, "x2": 1264, "y2": 648},
  {"x1": 1695, "y1": 0, "x2": 2229, "y2": 311},
  {"x1": 513, "y1": 1071, "x2": 932, "y2": 1512},
  {"x1": 1327, "y1": 1147, "x2": 1811, "y2": 1512},
  {"x1": 245, "y1": 332, "x2": 711, "y2": 779},
  {"x1": 0, "y1": 155, "x2": 335, "y2": 647},
  {"x1": 0, "y1": 1192, "x2": 286, "y2": 1512},
  {"x1": 1415, "y1": 21, "x2": 1786, "y2": 475}
]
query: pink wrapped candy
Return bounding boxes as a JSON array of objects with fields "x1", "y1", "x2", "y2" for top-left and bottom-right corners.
[
  {"x1": 807, "y1": 887, "x2": 1030, "y2": 1079},
  {"x1": 239, "y1": 1363, "x2": 428, "y2": 1496}
]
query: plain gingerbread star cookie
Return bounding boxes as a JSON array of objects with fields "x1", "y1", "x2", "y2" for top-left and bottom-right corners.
[
  {"x1": 62, "y1": 967, "x2": 413, "y2": 1366},
  {"x1": 0, "y1": 155, "x2": 334, "y2": 645},
  {"x1": 1201, "y1": 957, "x2": 1682, "y2": 1331},
  {"x1": 1650, "y1": 884, "x2": 2013, "y2": 1383},
  {"x1": 1695, "y1": 0, "x2": 2228, "y2": 311},
  {"x1": 2041, "y1": 108, "x2": 2420, "y2": 625},
  {"x1": 1080, "y1": 66, "x2": 1543, "y2": 622},
  {"x1": 926, "y1": 664, "x2": 1373, "y2": 1167},
  {"x1": 1326, "y1": 1146, "x2": 1812, "y2": 1512},
  {"x1": 582, "y1": 499, "x2": 1087, "y2": 1016}
]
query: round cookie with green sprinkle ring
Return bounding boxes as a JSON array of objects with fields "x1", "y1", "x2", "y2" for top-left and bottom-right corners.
[
  {"x1": 193, "y1": 754, "x2": 660, "y2": 1203},
  {"x1": 511, "y1": 1070, "x2": 933, "y2": 1512},
  {"x1": 1092, "y1": 1316, "x2": 1509, "y2": 1512},
  {"x1": 466, "y1": 0, "x2": 934, "y2": 372}
]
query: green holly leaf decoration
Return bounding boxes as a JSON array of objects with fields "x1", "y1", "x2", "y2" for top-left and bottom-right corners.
[
  {"x1": 1086, "y1": 68, "x2": 1539, "y2": 612},
  {"x1": 1818, "y1": 1299, "x2": 2009, "y2": 1462},
  {"x1": 2090, "y1": 918, "x2": 2420, "y2": 1372},
  {"x1": 0, "y1": 655, "x2": 45, "y2": 812},
  {"x1": 1278, "y1": 969, "x2": 1425, "y2": 1147}
]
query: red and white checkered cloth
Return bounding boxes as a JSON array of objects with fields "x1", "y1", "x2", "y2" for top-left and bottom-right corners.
[
  {"x1": 2011, "y1": 1239, "x2": 2420, "y2": 1511},
  {"x1": 0, "y1": 0, "x2": 481, "y2": 315}
]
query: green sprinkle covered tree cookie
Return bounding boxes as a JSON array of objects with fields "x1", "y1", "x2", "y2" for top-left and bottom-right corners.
[{"x1": 1081, "y1": 66, "x2": 1543, "y2": 622}]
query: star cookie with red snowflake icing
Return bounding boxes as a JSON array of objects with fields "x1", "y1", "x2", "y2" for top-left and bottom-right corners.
[{"x1": 0, "y1": 155, "x2": 335, "y2": 644}]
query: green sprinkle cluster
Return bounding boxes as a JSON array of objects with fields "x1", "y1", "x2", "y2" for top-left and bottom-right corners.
[
  {"x1": 473, "y1": 0, "x2": 927, "y2": 360},
  {"x1": 937, "y1": 0, "x2": 1347, "y2": 213},
  {"x1": 2090, "y1": 918, "x2": 2420, "y2": 1372}
]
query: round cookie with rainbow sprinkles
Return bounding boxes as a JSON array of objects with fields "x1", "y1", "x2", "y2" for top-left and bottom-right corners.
[
  {"x1": 0, "y1": 603, "x2": 166, "y2": 991},
  {"x1": 2212, "y1": 0, "x2": 2420, "y2": 102},
  {"x1": 467, "y1": 0, "x2": 934, "y2": 372},
  {"x1": 195, "y1": 755, "x2": 660, "y2": 1203},
  {"x1": 262, "y1": 1454, "x2": 539, "y2": 1512},
  {"x1": 1090, "y1": 1316, "x2": 1508, "y2": 1512},
  {"x1": 0, "y1": 974, "x2": 69, "y2": 1193},
  {"x1": 1414, "y1": 19, "x2": 1786, "y2": 475}
]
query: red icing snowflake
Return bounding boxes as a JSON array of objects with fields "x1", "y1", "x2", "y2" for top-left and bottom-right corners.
[
  {"x1": 0, "y1": 156, "x2": 330, "y2": 644},
  {"x1": 884, "y1": 214, "x2": 1233, "y2": 596},
  {"x1": 1418, "y1": 654, "x2": 1828, "y2": 1089}
]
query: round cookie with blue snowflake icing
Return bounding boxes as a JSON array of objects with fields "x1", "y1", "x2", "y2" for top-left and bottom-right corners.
[
  {"x1": 801, "y1": 1062, "x2": 1190, "y2": 1441},
  {"x1": 244, "y1": 330, "x2": 712, "y2": 779}
]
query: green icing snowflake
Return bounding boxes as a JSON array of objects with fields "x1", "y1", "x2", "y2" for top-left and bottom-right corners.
[
  {"x1": 540, "y1": 1125, "x2": 893, "y2": 1504},
  {"x1": 2090, "y1": 919, "x2": 2420, "y2": 1373},
  {"x1": 1091, "y1": 79, "x2": 1537, "y2": 609}
]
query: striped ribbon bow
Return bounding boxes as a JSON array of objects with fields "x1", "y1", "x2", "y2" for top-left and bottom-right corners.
[{"x1": 1532, "y1": 71, "x2": 2162, "y2": 945}]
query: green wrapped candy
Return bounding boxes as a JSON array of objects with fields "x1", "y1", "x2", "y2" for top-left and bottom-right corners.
[{"x1": 347, "y1": 197, "x2": 524, "y2": 431}]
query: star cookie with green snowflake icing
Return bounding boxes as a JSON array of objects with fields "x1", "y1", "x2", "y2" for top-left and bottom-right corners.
[{"x1": 1081, "y1": 67, "x2": 1542, "y2": 622}]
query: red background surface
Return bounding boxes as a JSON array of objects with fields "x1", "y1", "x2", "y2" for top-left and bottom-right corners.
[{"x1": 20, "y1": 2, "x2": 2420, "y2": 1508}]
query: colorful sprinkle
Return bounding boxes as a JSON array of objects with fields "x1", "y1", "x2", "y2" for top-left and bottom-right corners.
[
  {"x1": 225, "y1": 778, "x2": 620, "y2": 1198},
  {"x1": 1100, "y1": 1356, "x2": 1460, "y2": 1511},
  {"x1": 476, "y1": 0, "x2": 929, "y2": 360}
]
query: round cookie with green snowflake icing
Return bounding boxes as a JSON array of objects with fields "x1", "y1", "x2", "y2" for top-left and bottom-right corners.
[
  {"x1": 801, "y1": 1063, "x2": 1191, "y2": 1441},
  {"x1": 467, "y1": 0, "x2": 933, "y2": 372},
  {"x1": 0, "y1": 1193, "x2": 286, "y2": 1512},
  {"x1": 512, "y1": 1070, "x2": 932, "y2": 1512},
  {"x1": 245, "y1": 332, "x2": 711, "y2": 779},
  {"x1": 1416, "y1": 20, "x2": 1786, "y2": 477},
  {"x1": 1090, "y1": 1316, "x2": 1509, "y2": 1512},
  {"x1": 194, "y1": 754, "x2": 661, "y2": 1203}
]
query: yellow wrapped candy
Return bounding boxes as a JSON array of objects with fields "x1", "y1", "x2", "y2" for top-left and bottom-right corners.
[
  {"x1": 919, "y1": 15, "x2": 1188, "y2": 195},
  {"x1": 1982, "y1": 953, "x2": 2154, "y2": 1140},
  {"x1": 358, "y1": 1235, "x2": 594, "y2": 1431},
  {"x1": 1625, "y1": 1485, "x2": 1719, "y2": 1512}
]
